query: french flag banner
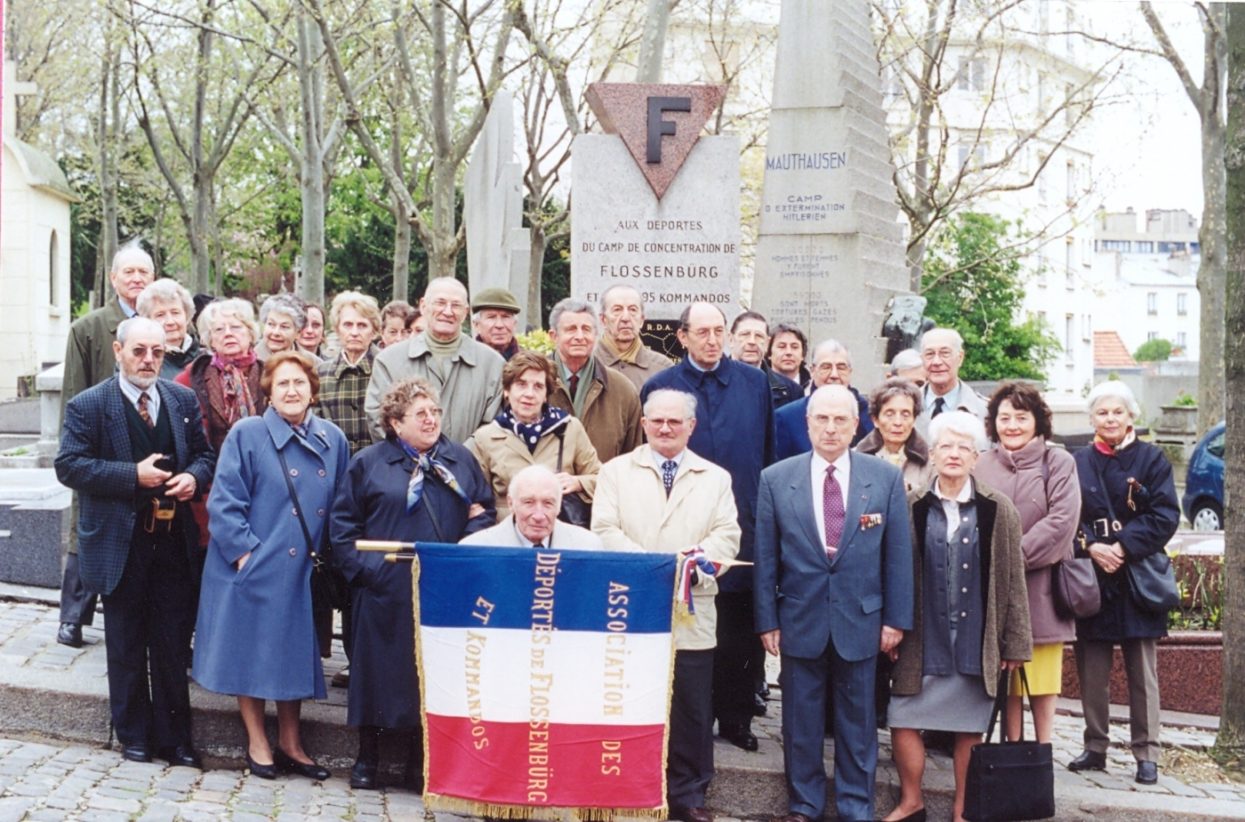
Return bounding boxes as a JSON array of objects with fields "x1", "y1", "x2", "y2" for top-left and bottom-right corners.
[{"x1": 413, "y1": 543, "x2": 680, "y2": 820}]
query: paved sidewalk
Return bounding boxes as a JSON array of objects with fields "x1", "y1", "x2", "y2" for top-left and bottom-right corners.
[{"x1": 0, "y1": 593, "x2": 1242, "y2": 820}]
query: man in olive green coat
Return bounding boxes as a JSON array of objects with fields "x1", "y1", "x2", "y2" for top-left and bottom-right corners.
[{"x1": 56, "y1": 243, "x2": 156, "y2": 648}]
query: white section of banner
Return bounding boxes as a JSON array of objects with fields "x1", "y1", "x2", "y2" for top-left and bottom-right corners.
[{"x1": 420, "y1": 625, "x2": 673, "y2": 726}]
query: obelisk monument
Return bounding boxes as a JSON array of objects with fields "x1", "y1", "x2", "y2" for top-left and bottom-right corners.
[{"x1": 750, "y1": 0, "x2": 909, "y2": 387}]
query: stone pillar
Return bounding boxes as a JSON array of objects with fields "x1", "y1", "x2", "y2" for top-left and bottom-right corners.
[{"x1": 35, "y1": 362, "x2": 62, "y2": 461}]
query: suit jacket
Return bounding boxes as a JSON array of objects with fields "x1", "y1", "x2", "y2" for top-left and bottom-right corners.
[
  {"x1": 753, "y1": 451, "x2": 913, "y2": 662},
  {"x1": 55, "y1": 377, "x2": 217, "y2": 596},
  {"x1": 591, "y1": 445, "x2": 740, "y2": 650},
  {"x1": 548, "y1": 355, "x2": 643, "y2": 464},
  {"x1": 774, "y1": 387, "x2": 873, "y2": 461},
  {"x1": 460, "y1": 516, "x2": 603, "y2": 550}
]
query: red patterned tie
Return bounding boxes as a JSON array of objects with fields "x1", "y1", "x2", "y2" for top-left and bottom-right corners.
[
  {"x1": 137, "y1": 391, "x2": 155, "y2": 428},
  {"x1": 823, "y1": 466, "x2": 845, "y2": 560}
]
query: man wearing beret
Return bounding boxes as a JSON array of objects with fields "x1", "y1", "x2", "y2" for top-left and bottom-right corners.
[{"x1": 472, "y1": 287, "x2": 524, "y2": 361}]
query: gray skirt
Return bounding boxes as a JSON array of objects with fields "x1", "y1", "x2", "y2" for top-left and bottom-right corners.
[{"x1": 888, "y1": 670, "x2": 996, "y2": 733}]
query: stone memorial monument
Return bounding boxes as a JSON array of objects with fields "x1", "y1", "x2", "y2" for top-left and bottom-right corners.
[
  {"x1": 750, "y1": 0, "x2": 910, "y2": 387},
  {"x1": 464, "y1": 90, "x2": 533, "y2": 318},
  {"x1": 571, "y1": 83, "x2": 740, "y2": 326}
]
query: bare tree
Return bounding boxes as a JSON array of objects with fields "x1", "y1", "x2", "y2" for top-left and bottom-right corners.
[
  {"x1": 1139, "y1": 1, "x2": 1226, "y2": 435},
  {"x1": 123, "y1": 0, "x2": 284, "y2": 294},
  {"x1": 311, "y1": 0, "x2": 519, "y2": 290},
  {"x1": 872, "y1": 0, "x2": 1126, "y2": 291},
  {"x1": 1217, "y1": 0, "x2": 1244, "y2": 759}
]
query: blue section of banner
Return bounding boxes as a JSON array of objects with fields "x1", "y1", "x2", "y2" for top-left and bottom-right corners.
[{"x1": 414, "y1": 543, "x2": 676, "y2": 634}]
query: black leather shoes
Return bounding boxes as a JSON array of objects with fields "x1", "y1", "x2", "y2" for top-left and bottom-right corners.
[
  {"x1": 245, "y1": 752, "x2": 277, "y2": 780},
  {"x1": 752, "y1": 693, "x2": 768, "y2": 717},
  {"x1": 670, "y1": 806, "x2": 714, "y2": 822},
  {"x1": 1136, "y1": 760, "x2": 1158, "y2": 784},
  {"x1": 156, "y1": 746, "x2": 203, "y2": 769},
  {"x1": 57, "y1": 623, "x2": 83, "y2": 648},
  {"x1": 720, "y1": 723, "x2": 759, "y2": 752},
  {"x1": 274, "y1": 747, "x2": 330, "y2": 781},
  {"x1": 1067, "y1": 750, "x2": 1107, "y2": 772},
  {"x1": 120, "y1": 744, "x2": 151, "y2": 763},
  {"x1": 350, "y1": 758, "x2": 378, "y2": 790}
]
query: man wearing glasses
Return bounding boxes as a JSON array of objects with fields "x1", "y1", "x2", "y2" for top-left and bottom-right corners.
[
  {"x1": 640, "y1": 302, "x2": 774, "y2": 754},
  {"x1": 774, "y1": 339, "x2": 874, "y2": 460},
  {"x1": 365, "y1": 277, "x2": 505, "y2": 443},
  {"x1": 915, "y1": 327, "x2": 988, "y2": 435}
]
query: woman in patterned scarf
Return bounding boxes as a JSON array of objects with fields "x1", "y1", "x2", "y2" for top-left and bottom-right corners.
[
  {"x1": 466, "y1": 350, "x2": 602, "y2": 523},
  {"x1": 329, "y1": 378, "x2": 496, "y2": 792}
]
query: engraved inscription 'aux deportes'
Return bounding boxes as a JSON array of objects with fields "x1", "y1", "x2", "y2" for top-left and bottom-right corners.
[{"x1": 526, "y1": 551, "x2": 560, "y2": 803}]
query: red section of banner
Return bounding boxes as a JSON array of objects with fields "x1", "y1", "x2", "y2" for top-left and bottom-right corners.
[{"x1": 426, "y1": 714, "x2": 666, "y2": 809}]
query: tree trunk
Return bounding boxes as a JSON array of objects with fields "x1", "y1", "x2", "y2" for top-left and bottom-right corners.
[
  {"x1": 188, "y1": 174, "x2": 213, "y2": 294},
  {"x1": 296, "y1": 11, "x2": 326, "y2": 305},
  {"x1": 1198, "y1": 110, "x2": 1227, "y2": 434},
  {"x1": 1216, "y1": 0, "x2": 1245, "y2": 756},
  {"x1": 392, "y1": 197, "x2": 412, "y2": 302},
  {"x1": 97, "y1": 42, "x2": 119, "y2": 305},
  {"x1": 635, "y1": 0, "x2": 670, "y2": 83},
  {"x1": 527, "y1": 223, "x2": 546, "y2": 323}
]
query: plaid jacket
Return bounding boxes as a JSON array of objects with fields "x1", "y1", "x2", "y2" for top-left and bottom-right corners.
[{"x1": 316, "y1": 346, "x2": 376, "y2": 455}]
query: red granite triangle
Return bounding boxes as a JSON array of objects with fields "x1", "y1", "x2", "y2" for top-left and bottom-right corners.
[{"x1": 586, "y1": 83, "x2": 725, "y2": 200}]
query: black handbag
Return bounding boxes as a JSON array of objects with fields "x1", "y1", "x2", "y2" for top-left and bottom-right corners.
[
  {"x1": 276, "y1": 448, "x2": 350, "y2": 612},
  {"x1": 1084, "y1": 454, "x2": 1177, "y2": 614},
  {"x1": 1039, "y1": 448, "x2": 1101, "y2": 619},
  {"x1": 964, "y1": 669, "x2": 1055, "y2": 822},
  {"x1": 1125, "y1": 550, "x2": 1180, "y2": 613},
  {"x1": 553, "y1": 427, "x2": 592, "y2": 528}
]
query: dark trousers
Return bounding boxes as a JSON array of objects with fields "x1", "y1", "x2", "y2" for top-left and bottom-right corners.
[
  {"x1": 712, "y1": 591, "x2": 764, "y2": 729},
  {"x1": 101, "y1": 528, "x2": 196, "y2": 749},
  {"x1": 781, "y1": 641, "x2": 878, "y2": 822},
  {"x1": 668, "y1": 649, "x2": 715, "y2": 809},
  {"x1": 59, "y1": 551, "x2": 99, "y2": 626}
]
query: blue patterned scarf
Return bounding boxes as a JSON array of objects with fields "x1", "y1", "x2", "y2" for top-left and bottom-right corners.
[
  {"x1": 495, "y1": 405, "x2": 571, "y2": 454},
  {"x1": 399, "y1": 440, "x2": 473, "y2": 512}
]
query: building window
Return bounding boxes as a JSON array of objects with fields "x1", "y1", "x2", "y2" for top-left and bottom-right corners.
[
  {"x1": 1065, "y1": 240, "x2": 1074, "y2": 288},
  {"x1": 1146, "y1": 292, "x2": 1157, "y2": 315},
  {"x1": 1065, "y1": 314, "x2": 1075, "y2": 357},
  {"x1": 1066, "y1": 161, "x2": 1076, "y2": 201},
  {"x1": 1147, "y1": 331, "x2": 1158, "y2": 342},
  {"x1": 1176, "y1": 332, "x2": 1187, "y2": 351},
  {"x1": 1081, "y1": 313, "x2": 1091, "y2": 341},
  {"x1": 958, "y1": 57, "x2": 987, "y2": 92},
  {"x1": 1177, "y1": 292, "x2": 1188, "y2": 315},
  {"x1": 957, "y1": 141, "x2": 986, "y2": 171},
  {"x1": 1136, "y1": 240, "x2": 1154, "y2": 253}
]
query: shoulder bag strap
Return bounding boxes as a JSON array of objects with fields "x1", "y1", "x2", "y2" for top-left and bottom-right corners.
[
  {"x1": 984, "y1": 667, "x2": 1034, "y2": 744},
  {"x1": 275, "y1": 447, "x2": 319, "y2": 561}
]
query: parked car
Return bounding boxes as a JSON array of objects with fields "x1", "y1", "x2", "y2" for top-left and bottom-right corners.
[{"x1": 1182, "y1": 421, "x2": 1225, "y2": 531}]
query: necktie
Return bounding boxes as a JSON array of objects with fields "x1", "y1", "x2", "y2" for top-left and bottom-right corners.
[
  {"x1": 931, "y1": 397, "x2": 946, "y2": 418},
  {"x1": 568, "y1": 373, "x2": 580, "y2": 399},
  {"x1": 823, "y1": 466, "x2": 845, "y2": 560},
  {"x1": 137, "y1": 391, "x2": 154, "y2": 428},
  {"x1": 661, "y1": 460, "x2": 677, "y2": 496}
]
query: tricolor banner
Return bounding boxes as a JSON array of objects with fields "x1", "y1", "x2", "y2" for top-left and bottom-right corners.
[{"x1": 413, "y1": 543, "x2": 679, "y2": 819}]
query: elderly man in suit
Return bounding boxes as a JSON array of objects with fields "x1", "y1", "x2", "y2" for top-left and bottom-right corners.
[
  {"x1": 461, "y1": 465, "x2": 602, "y2": 549},
  {"x1": 55, "y1": 317, "x2": 216, "y2": 767},
  {"x1": 754, "y1": 385, "x2": 913, "y2": 822},
  {"x1": 57, "y1": 242, "x2": 158, "y2": 648},
  {"x1": 593, "y1": 388, "x2": 740, "y2": 822}
]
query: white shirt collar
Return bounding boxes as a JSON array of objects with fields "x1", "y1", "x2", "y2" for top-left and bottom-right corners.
[{"x1": 650, "y1": 447, "x2": 686, "y2": 472}]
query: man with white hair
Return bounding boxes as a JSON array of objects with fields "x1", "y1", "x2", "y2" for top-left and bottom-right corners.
[
  {"x1": 366, "y1": 277, "x2": 505, "y2": 443},
  {"x1": 916, "y1": 327, "x2": 988, "y2": 433},
  {"x1": 593, "y1": 388, "x2": 741, "y2": 822},
  {"x1": 594, "y1": 284, "x2": 674, "y2": 392},
  {"x1": 460, "y1": 465, "x2": 602, "y2": 548},
  {"x1": 56, "y1": 242, "x2": 159, "y2": 648},
  {"x1": 774, "y1": 339, "x2": 873, "y2": 460},
  {"x1": 55, "y1": 317, "x2": 216, "y2": 767},
  {"x1": 886, "y1": 348, "x2": 926, "y2": 386}
]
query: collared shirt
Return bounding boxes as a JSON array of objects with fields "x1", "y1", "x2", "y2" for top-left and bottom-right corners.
[
  {"x1": 810, "y1": 449, "x2": 851, "y2": 548},
  {"x1": 118, "y1": 376, "x2": 161, "y2": 422},
  {"x1": 316, "y1": 346, "x2": 376, "y2": 455},
  {"x1": 933, "y1": 476, "x2": 973, "y2": 543},
  {"x1": 685, "y1": 356, "x2": 722, "y2": 374},
  {"x1": 512, "y1": 520, "x2": 549, "y2": 549},
  {"x1": 556, "y1": 355, "x2": 595, "y2": 415},
  {"x1": 924, "y1": 380, "x2": 962, "y2": 415},
  {"x1": 649, "y1": 446, "x2": 685, "y2": 475},
  {"x1": 119, "y1": 298, "x2": 137, "y2": 319}
]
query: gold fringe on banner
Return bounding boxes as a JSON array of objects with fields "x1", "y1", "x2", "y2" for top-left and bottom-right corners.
[{"x1": 424, "y1": 792, "x2": 668, "y2": 821}]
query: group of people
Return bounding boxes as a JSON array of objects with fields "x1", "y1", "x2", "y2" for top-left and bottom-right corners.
[{"x1": 54, "y1": 241, "x2": 1181, "y2": 822}]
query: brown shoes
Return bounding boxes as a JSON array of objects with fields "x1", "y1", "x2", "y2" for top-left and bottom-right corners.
[{"x1": 669, "y1": 806, "x2": 714, "y2": 822}]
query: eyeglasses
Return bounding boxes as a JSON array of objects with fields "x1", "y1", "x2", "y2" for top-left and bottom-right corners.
[
  {"x1": 813, "y1": 362, "x2": 851, "y2": 374},
  {"x1": 429, "y1": 299, "x2": 467, "y2": 313},
  {"x1": 406, "y1": 407, "x2": 443, "y2": 422},
  {"x1": 645, "y1": 417, "x2": 688, "y2": 429}
]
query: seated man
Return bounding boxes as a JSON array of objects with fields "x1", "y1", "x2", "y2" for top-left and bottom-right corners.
[{"x1": 461, "y1": 465, "x2": 602, "y2": 549}]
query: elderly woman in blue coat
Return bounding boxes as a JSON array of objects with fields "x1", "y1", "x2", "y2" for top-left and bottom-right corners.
[
  {"x1": 1067, "y1": 380, "x2": 1179, "y2": 786},
  {"x1": 330, "y1": 377, "x2": 495, "y2": 791},
  {"x1": 193, "y1": 350, "x2": 349, "y2": 781}
]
